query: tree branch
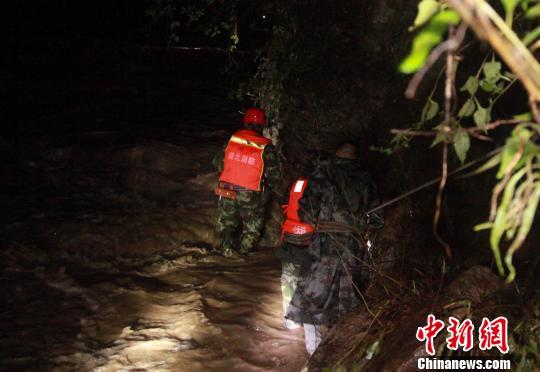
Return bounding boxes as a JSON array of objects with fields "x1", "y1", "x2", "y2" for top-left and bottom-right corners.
[{"x1": 405, "y1": 24, "x2": 468, "y2": 99}]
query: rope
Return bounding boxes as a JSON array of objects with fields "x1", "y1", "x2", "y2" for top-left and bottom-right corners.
[
  {"x1": 366, "y1": 146, "x2": 503, "y2": 216},
  {"x1": 283, "y1": 233, "x2": 313, "y2": 245},
  {"x1": 316, "y1": 221, "x2": 363, "y2": 234}
]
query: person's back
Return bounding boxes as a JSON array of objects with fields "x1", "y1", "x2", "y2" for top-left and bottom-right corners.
[
  {"x1": 315, "y1": 157, "x2": 383, "y2": 228},
  {"x1": 286, "y1": 142, "x2": 384, "y2": 355},
  {"x1": 277, "y1": 176, "x2": 314, "y2": 329},
  {"x1": 213, "y1": 108, "x2": 281, "y2": 257}
]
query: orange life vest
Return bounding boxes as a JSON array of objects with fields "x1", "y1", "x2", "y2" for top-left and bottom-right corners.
[
  {"x1": 219, "y1": 129, "x2": 271, "y2": 191},
  {"x1": 281, "y1": 178, "x2": 315, "y2": 241}
]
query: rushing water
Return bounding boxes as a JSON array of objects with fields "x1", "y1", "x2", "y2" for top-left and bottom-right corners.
[
  {"x1": 0, "y1": 120, "x2": 309, "y2": 370},
  {"x1": 1, "y1": 61, "x2": 308, "y2": 370},
  {"x1": 1, "y1": 244, "x2": 307, "y2": 371}
]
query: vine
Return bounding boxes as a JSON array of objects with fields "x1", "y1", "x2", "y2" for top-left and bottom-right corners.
[{"x1": 400, "y1": 0, "x2": 540, "y2": 282}]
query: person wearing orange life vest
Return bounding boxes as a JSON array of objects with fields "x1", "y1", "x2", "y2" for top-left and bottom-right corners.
[
  {"x1": 213, "y1": 108, "x2": 281, "y2": 257},
  {"x1": 276, "y1": 177, "x2": 314, "y2": 329},
  {"x1": 281, "y1": 177, "x2": 315, "y2": 242},
  {"x1": 285, "y1": 142, "x2": 384, "y2": 355}
]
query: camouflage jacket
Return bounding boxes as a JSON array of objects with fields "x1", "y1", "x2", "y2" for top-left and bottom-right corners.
[
  {"x1": 299, "y1": 157, "x2": 384, "y2": 229},
  {"x1": 285, "y1": 157, "x2": 384, "y2": 325}
]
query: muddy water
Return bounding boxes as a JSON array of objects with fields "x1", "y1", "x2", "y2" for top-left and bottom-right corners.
[
  {"x1": 1, "y1": 53, "x2": 311, "y2": 370},
  {"x1": 1, "y1": 98, "x2": 308, "y2": 370},
  {"x1": 1, "y1": 244, "x2": 308, "y2": 371}
]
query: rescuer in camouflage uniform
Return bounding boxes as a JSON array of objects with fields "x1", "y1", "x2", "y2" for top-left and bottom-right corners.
[
  {"x1": 276, "y1": 176, "x2": 314, "y2": 329},
  {"x1": 285, "y1": 143, "x2": 384, "y2": 354},
  {"x1": 213, "y1": 108, "x2": 281, "y2": 257},
  {"x1": 277, "y1": 243, "x2": 307, "y2": 329}
]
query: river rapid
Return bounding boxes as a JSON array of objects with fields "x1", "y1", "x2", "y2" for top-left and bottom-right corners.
[{"x1": 1, "y1": 61, "x2": 308, "y2": 371}]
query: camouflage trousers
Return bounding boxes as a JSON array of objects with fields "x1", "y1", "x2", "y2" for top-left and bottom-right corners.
[
  {"x1": 281, "y1": 260, "x2": 301, "y2": 315},
  {"x1": 217, "y1": 190, "x2": 264, "y2": 254}
]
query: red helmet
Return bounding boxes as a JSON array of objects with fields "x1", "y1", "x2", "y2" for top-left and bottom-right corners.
[{"x1": 243, "y1": 108, "x2": 266, "y2": 125}]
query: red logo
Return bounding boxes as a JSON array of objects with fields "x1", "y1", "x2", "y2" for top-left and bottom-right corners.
[
  {"x1": 446, "y1": 317, "x2": 474, "y2": 352},
  {"x1": 416, "y1": 314, "x2": 445, "y2": 355},
  {"x1": 479, "y1": 317, "x2": 509, "y2": 353},
  {"x1": 417, "y1": 315, "x2": 509, "y2": 355}
]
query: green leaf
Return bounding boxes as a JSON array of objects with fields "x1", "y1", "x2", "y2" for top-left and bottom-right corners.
[
  {"x1": 480, "y1": 79, "x2": 497, "y2": 93},
  {"x1": 432, "y1": 9, "x2": 461, "y2": 26},
  {"x1": 490, "y1": 167, "x2": 527, "y2": 275},
  {"x1": 399, "y1": 32, "x2": 440, "y2": 74},
  {"x1": 411, "y1": 0, "x2": 440, "y2": 29},
  {"x1": 453, "y1": 131, "x2": 470, "y2": 163},
  {"x1": 474, "y1": 222, "x2": 494, "y2": 231},
  {"x1": 505, "y1": 187, "x2": 540, "y2": 282},
  {"x1": 513, "y1": 112, "x2": 533, "y2": 121},
  {"x1": 496, "y1": 127, "x2": 533, "y2": 179},
  {"x1": 431, "y1": 131, "x2": 446, "y2": 147},
  {"x1": 522, "y1": 26, "x2": 540, "y2": 46},
  {"x1": 399, "y1": 10, "x2": 461, "y2": 73},
  {"x1": 473, "y1": 105, "x2": 491, "y2": 128},
  {"x1": 458, "y1": 152, "x2": 501, "y2": 179},
  {"x1": 500, "y1": 0, "x2": 520, "y2": 17},
  {"x1": 460, "y1": 76, "x2": 479, "y2": 95},
  {"x1": 390, "y1": 133, "x2": 410, "y2": 147},
  {"x1": 526, "y1": 3, "x2": 540, "y2": 18},
  {"x1": 500, "y1": 0, "x2": 520, "y2": 25},
  {"x1": 422, "y1": 98, "x2": 439, "y2": 121},
  {"x1": 458, "y1": 98, "x2": 476, "y2": 117},
  {"x1": 497, "y1": 138, "x2": 519, "y2": 179},
  {"x1": 520, "y1": 0, "x2": 533, "y2": 12},
  {"x1": 483, "y1": 61, "x2": 502, "y2": 80}
]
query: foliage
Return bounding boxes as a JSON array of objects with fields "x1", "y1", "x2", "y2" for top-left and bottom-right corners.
[
  {"x1": 145, "y1": 0, "x2": 263, "y2": 49},
  {"x1": 246, "y1": 1, "x2": 380, "y2": 145},
  {"x1": 509, "y1": 301, "x2": 540, "y2": 371},
  {"x1": 399, "y1": 8, "x2": 461, "y2": 74},
  {"x1": 400, "y1": 0, "x2": 540, "y2": 282},
  {"x1": 475, "y1": 125, "x2": 540, "y2": 282}
]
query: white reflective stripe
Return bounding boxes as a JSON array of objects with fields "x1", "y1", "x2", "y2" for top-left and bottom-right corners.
[
  {"x1": 293, "y1": 226, "x2": 307, "y2": 234},
  {"x1": 293, "y1": 180, "x2": 305, "y2": 193},
  {"x1": 229, "y1": 135, "x2": 267, "y2": 149}
]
